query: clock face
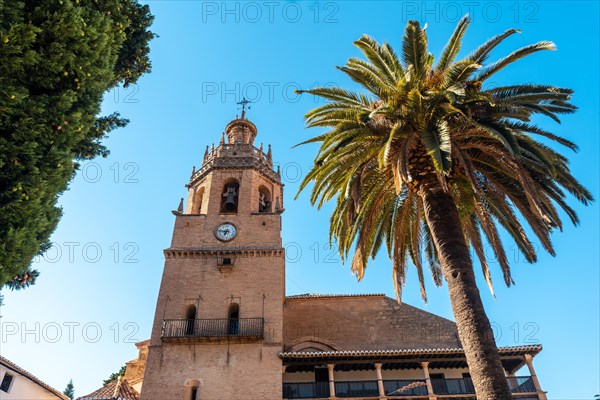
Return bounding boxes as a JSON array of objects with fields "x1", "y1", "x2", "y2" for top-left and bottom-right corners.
[{"x1": 215, "y1": 223, "x2": 238, "y2": 242}]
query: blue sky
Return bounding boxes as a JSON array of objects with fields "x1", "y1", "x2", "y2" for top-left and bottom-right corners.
[{"x1": 1, "y1": 1, "x2": 598, "y2": 398}]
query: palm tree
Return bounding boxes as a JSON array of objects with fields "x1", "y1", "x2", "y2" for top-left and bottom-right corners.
[{"x1": 296, "y1": 16, "x2": 592, "y2": 398}]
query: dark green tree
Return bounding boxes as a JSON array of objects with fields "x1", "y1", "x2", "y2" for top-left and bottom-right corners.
[
  {"x1": 0, "y1": 269, "x2": 39, "y2": 305},
  {"x1": 103, "y1": 365, "x2": 126, "y2": 386},
  {"x1": 4, "y1": 268, "x2": 39, "y2": 290},
  {"x1": 63, "y1": 380, "x2": 75, "y2": 400},
  {"x1": 0, "y1": 0, "x2": 155, "y2": 287}
]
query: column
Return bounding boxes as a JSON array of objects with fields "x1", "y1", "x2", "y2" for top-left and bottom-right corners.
[
  {"x1": 327, "y1": 363, "x2": 336, "y2": 399},
  {"x1": 504, "y1": 369, "x2": 515, "y2": 391},
  {"x1": 421, "y1": 362, "x2": 437, "y2": 400},
  {"x1": 524, "y1": 354, "x2": 547, "y2": 400},
  {"x1": 374, "y1": 363, "x2": 386, "y2": 399}
]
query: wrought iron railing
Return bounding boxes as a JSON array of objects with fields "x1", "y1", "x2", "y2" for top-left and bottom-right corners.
[
  {"x1": 282, "y1": 382, "x2": 329, "y2": 399},
  {"x1": 161, "y1": 318, "x2": 264, "y2": 339},
  {"x1": 432, "y1": 377, "x2": 475, "y2": 394},
  {"x1": 282, "y1": 377, "x2": 538, "y2": 399},
  {"x1": 335, "y1": 381, "x2": 379, "y2": 398},
  {"x1": 507, "y1": 376, "x2": 537, "y2": 393},
  {"x1": 433, "y1": 376, "x2": 536, "y2": 395},
  {"x1": 384, "y1": 379, "x2": 429, "y2": 396}
]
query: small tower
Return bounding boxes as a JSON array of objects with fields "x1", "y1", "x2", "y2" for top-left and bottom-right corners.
[{"x1": 141, "y1": 112, "x2": 285, "y2": 400}]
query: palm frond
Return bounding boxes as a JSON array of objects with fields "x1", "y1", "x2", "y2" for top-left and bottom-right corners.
[
  {"x1": 468, "y1": 28, "x2": 521, "y2": 64},
  {"x1": 436, "y1": 15, "x2": 470, "y2": 71},
  {"x1": 402, "y1": 20, "x2": 430, "y2": 82},
  {"x1": 476, "y1": 41, "x2": 556, "y2": 81},
  {"x1": 354, "y1": 35, "x2": 402, "y2": 86},
  {"x1": 296, "y1": 20, "x2": 590, "y2": 303},
  {"x1": 421, "y1": 121, "x2": 452, "y2": 173}
]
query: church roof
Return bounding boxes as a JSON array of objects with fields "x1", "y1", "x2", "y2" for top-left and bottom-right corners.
[
  {"x1": 286, "y1": 293, "x2": 385, "y2": 300},
  {"x1": 283, "y1": 294, "x2": 461, "y2": 352},
  {"x1": 280, "y1": 344, "x2": 542, "y2": 358},
  {"x1": 280, "y1": 345, "x2": 542, "y2": 375},
  {"x1": 0, "y1": 355, "x2": 68, "y2": 399},
  {"x1": 77, "y1": 377, "x2": 139, "y2": 400}
]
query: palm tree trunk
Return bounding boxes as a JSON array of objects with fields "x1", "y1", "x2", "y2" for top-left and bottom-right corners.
[{"x1": 418, "y1": 175, "x2": 512, "y2": 399}]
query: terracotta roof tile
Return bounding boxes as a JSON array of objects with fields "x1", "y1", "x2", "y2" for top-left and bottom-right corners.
[
  {"x1": 286, "y1": 293, "x2": 385, "y2": 300},
  {"x1": 279, "y1": 344, "x2": 542, "y2": 358},
  {"x1": 77, "y1": 377, "x2": 139, "y2": 400},
  {"x1": 0, "y1": 355, "x2": 68, "y2": 399}
]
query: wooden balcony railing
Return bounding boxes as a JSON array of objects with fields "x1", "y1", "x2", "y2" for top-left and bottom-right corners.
[{"x1": 161, "y1": 318, "x2": 264, "y2": 341}]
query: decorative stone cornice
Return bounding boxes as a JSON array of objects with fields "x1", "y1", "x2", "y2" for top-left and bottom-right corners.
[
  {"x1": 189, "y1": 143, "x2": 281, "y2": 186},
  {"x1": 286, "y1": 293, "x2": 386, "y2": 300},
  {"x1": 164, "y1": 246, "x2": 285, "y2": 259}
]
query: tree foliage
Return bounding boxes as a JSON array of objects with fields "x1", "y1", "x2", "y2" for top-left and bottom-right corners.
[
  {"x1": 4, "y1": 268, "x2": 39, "y2": 290},
  {"x1": 103, "y1": 365, "x2": 126, "y2": 386},
  {"x1": 63, "y1": 379, "x2": 75, "y2": 400},
  {"x1": 297, "y1": 16, "x2": 591, "y2": 301},
  {"x1": 296, "y1": 15, "x2": 591, "y2": 397},
  {"x1": 0, "y1": 0, "x2": 155, "y2": 287}
]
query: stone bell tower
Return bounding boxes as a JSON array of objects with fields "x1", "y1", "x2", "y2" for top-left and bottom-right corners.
[{"x1": 140, "y1": 108, "x2": 285, "y2": 400}]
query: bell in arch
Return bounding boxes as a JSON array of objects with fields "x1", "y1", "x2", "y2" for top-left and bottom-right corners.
[{"x1": 221, "y1": 182, "x2": 239, "y2": 213}]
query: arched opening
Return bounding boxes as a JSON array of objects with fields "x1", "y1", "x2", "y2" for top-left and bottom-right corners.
[
  {"x1": 194, "y1": 187, "x2": 205, "y2": 214},
  {"x1": 227, "y1": 303, "x2": 239, "y2": 335},
  {"x1": 185, "y1": 305, "x2": 196, "y2": 336},
  {"x1": 258, "y1": 185, "x2": 271, "y2": 213},
  {"x1": 287, "y1": 340, "x2": 338, "y2": 353},
  {"x1": 220, "y1": 180, "x2": 239, "y2": 213},
  {"x1": 184, "y1": 379, "x2": 201, "y2": 400}
]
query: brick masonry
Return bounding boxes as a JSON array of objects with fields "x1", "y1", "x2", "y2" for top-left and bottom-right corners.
[
  {"x1": 139, "y1": 117, "x2": 462, "y2": 400},
  {"x1": 141, "y1": 117, "x2": 286, "y2": 400},
  {"x1": 283, "y1": 295, "x2": 460, "y2": 352}
]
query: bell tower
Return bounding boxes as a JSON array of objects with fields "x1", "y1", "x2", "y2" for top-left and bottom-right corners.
[{"x1": 141, "y1": 110, "x2": 285, "y2": 400}]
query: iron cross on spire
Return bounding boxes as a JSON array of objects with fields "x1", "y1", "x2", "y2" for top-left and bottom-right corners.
[{"x1": 237, "y1": 97, "x2": 252, "y2": 119}]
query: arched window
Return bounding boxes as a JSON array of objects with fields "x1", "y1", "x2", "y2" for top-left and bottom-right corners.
[
  {"x1": 227, "y1": 303, "x2": 239, "y2": 335},
  {"x1": 184, "y1": 379, "x2": 201, "y2": 400},
  {"x1": 221, "y1": 180, "x2": 240, "y2": 213},
  {"x1": 185, "y1": 305, "x2": 196, "y2": 336},
  {"x1": 194, "y1": 187, "x2": 205, "y2": 214},
  {"x1": 258, "y1": 186, "x2": 271, "y2": 213}
]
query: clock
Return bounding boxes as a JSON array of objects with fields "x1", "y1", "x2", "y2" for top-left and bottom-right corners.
[{"x1": 214, "y1": 223, "x2": 238, "y2": 242}]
